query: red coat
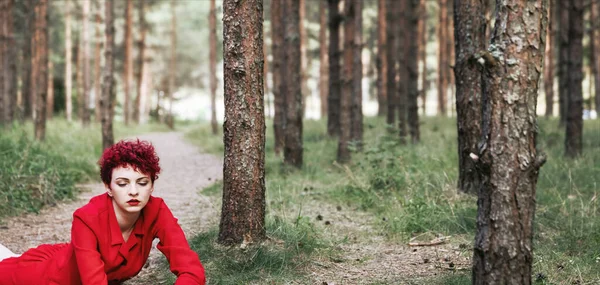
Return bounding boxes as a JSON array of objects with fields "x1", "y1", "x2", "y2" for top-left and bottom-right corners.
[{"x1": 0, "y1": 194, "x2": 206, "y2": 285}]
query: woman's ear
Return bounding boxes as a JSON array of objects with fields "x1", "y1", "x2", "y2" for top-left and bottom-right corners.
[{"x1": 105, "y1": 184, "x2": 113, "y2": 197}]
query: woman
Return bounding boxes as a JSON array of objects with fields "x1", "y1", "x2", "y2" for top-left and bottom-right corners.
[{"x1": 0, "y1": 140, "x2": 206, "y2": 284}]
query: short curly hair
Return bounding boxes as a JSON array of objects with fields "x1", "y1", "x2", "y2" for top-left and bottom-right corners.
[{"x1": 99, "y1": 139, "x2": 161, "y2": 185}]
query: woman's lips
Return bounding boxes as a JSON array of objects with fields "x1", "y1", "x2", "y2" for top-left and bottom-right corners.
[{"x1": 127, "y1": 200, "x2": 140, "y2": 206}]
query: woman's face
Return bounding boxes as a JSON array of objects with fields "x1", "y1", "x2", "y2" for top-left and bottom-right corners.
[{"x1": 106, "y1": 164, "x2": 154, "y2": 215}]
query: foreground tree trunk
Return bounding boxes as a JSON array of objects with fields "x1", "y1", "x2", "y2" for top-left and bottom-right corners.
[
  {"x1": 558, "y1": 0, "x2": 569, "y2": 125},
  {"x1": 65, "y1": 0, "x2": 73, "y2": 122},
  {"x1": 472, "y1": 0, "x2": 547, "y2": 282},
  {"x1": 33, "y1": 0, "x2": 48, "y2": 141},
  {"x1": 327, "y1": 0, "x2": 342, "y2": 137},
  {"x1": 100, "y1": 0, "x2": 115, "y2": 150},
  {"x1": 209, "y1": 0, "x2": 218, "y2": 134},
  {"x1": 219, "y1": 0, "x2": 266, "y2": 246},
  {"x1": 319, "y1": 0, "x2": 328, "y2": 118},
  {"x1": 407, "y1": 0, "x2": 419, "y2": 143},
  {"x1": 544, "y1": 0, "x2": 554, "y2": 117},
  {"x1": 338, "y1": 0, "x2": 355, "y2": 163},
  {"x1": 123, "y1": 0, "x2": 133, "y2": 125},
  {"x1": 350, "y1": 0, "x2": 363, "y2": 148},
  {"x1": 376, "y1": 0, "x2": 387, "y2": 117},
  {"x1": 272, "y1": 0, "x2": 285, "y2": 154},
  {"x1": 283, "y1": 0, "x2": 303, "y2": 167},
  {"x1": 565, "y1": 0, "x2": 583, "y2": 157},
  {"x1": 454, "y1": 0, "x2": 485, "y2": 194}
]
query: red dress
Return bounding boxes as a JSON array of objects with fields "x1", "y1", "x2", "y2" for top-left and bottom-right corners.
[{"x1": 0, "y1": 194, "x2": 206, "y2": 285}]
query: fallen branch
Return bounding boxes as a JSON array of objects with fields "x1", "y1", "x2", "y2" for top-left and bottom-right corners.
[{"x1": 408, "y1": 236, "x2": 451, "y2": 247}]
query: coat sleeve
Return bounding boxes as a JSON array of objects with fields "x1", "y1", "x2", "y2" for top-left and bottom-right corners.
[
  {"x1": 155, "y1": 203, "x2": 206, "y2": 285},
  {"x1": 71, "y1": 215, "x2": 108, "y2": 285}
]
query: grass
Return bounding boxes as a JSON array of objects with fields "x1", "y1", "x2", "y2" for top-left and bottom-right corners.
[
  {"x1": 184, "y1": 116, "x2": 600, "y2": 284},
  {"x1": 0, "y1": 118, "x2": 172, "y2": 220}
]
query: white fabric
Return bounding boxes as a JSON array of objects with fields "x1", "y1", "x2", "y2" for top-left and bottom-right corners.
[{"x1": 0, "y1": 243, "x2": 20, "y2": 261}]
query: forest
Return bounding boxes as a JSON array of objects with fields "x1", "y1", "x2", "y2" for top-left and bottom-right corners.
[{"x1": 0, "y1": 0, "x2": 599, "y2": 284}]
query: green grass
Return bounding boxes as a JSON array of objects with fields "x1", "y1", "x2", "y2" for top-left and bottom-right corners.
[{"x1": 185, "y1": 116, "x2": 600, "y2": 284}]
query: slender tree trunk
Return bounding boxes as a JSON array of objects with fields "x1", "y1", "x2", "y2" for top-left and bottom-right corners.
[
  {"x1": 1, "y1": 0, "x2": 17, "y2": 124},
  {"x1": 123, "y1": 0, "x2": 133, "y2": 125},
  {"x1": 167, "y1": 0, "x2": 176, "y2": 129},
  {"x1": 7, "y1": 0, "x2": 16, "y2": 123},
  {"x1": 283, "y1": 0, "x2": 303, "y2": 167},
  {"x1": 0, "y1": 1, "x2": 5, "y2": 126},
  {"x1": 81, "y1": 0, "x2": 91, "y2": 126},
  {"x1": 93, "y1": 0, "x2": 102, "y2": 122},
  {"x1": 407, "y1": 0, "x2": 419, "y2": 143},
  {"x1": 76, "y1": 28, "x2": 83, "y2": 120},
  {"x1": 472, "y1": 0, "x2": 547, "y2": 282},
  {"x1": 219, "y1": 0, "x2": 266, "y2": 246},
  {"x1": 437, "y1": 0, "x2": 448, "y2": 116},
  {"x1": 446, "y1": 3, "x2": 455, "y2": 116},
  {"x1": 544, "y1": 0, "x2": 554, "y2": 117},
  {"x1": 263, "y1": 15, "x2": 269, "y2": 118},
  {"x1": 386, "y1": 0, "x2": 397, "y2": 128},
  {"x1": 30, "y1": 2, "x2": 38, "y2": 123},
  {"x1": 46, "y1": 58, "x2": 53, "y2": 119},
  {"x1": 21, "y1": 0, "x2": 33, "y2": 121},
  {"x1": 338, "y1": 0, "x2": 355, "y2": 163},
  {"x1": 565, "y1": 0, "x2": 583, "y2": 157},
  {"x1": 350, "y1": 0, "x2": 363, "y2": 148},
  {"x1": 272, "y1": 0, "x2": 285, "y2": 155},
  {"x1": 65, "y1": 0, "x2": 73, "y2": 122},
  {"x1": 33, "y1": 0, "x2": 48, "y2": 141},
  {"x1": 134, "y1": 0, "x2": 146, "y2": 124},
  {"x1": 319, "y1": 0, "x2": 329, "y2": 118},
  {"x1": 327, "y1": 0, "x2": 342, "y2": 137},
  {"x1": 376, "y1": 0, "x2": 387, "y2": 117},
  {"x1": 558, "y1": 0, "x2": 569, "y2": 125},
  {"x1": 454, "y1": 0, "x2": 485, "y2": 194},
  {"x1": 418, "y1": 0, "x2": 428, "y2": 116},
  {"x1": 299, "y1": 0, "x2": 308, "y2": 117},
  {"x1": 101, "y1": 0, "x2": 115, "y2": 150},
  {"x1": 397, "y1": 0, "x2": 408, "y2": 141},
  {"x1": 209, "y1": 0, "x2": 218, "y2": 134},
  {"x1": 592, "y1": 0, "x2": 600, "y2": 114}
]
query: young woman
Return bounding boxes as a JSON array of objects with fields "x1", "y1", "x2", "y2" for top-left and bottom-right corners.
[{"x1": 0, "y1": 140, "x2": 206, "y2": 284}]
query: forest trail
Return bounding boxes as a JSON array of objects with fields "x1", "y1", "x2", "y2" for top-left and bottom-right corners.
[{"x1": 0, "y1": 132, "x2": 223, "y2": 284}]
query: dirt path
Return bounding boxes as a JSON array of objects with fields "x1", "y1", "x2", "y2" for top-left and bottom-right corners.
[{"x1": 0, "y1": 132, "x2": 223, "y2": 284}]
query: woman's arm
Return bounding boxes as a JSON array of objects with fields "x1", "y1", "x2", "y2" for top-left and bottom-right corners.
[
  {"x1": 71, "y1": 216, "x2": 108, "y2": 285},
  {"x1": 155, "y1": 203, "x2": 206, "y2": 285}
]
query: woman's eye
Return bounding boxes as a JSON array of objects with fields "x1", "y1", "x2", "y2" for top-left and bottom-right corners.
[
  {"x1": 117, "y1": 183, "x2": 127, "y2": 187},
  {"x1": 138, "y1": 182, "x2": 148, "y2": 186}
]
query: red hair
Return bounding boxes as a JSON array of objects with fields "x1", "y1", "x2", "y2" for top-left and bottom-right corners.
[{"x1": 99, "y1": 139, "x2": 161, "y2": 185}]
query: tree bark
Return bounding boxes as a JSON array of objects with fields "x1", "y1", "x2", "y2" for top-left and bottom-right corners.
[
  {"x1": 376, "y1": 0, "x2": 387, "y2": 117},
  {"x1": 1, "y1": 0, "x2": 16, "y2": 125},
  {"x1": 472, "y1": 0, "x2": 547, "y2": 282},
  {"x1": 418, "y1": 0, "x2": 428, "y2": 116},
  {"x1": 21, "y1": 0, "x2": 33, "y2": 121},
  {"x1": 219, "y1": 0, "x2": 266, "y2": 246},
  {"x1": 46, "y1": 58, "x2": 53, "y2": 119},
  {"x1": 299, "y1": 0, "x2": 308, "y2": 117},
  {"x1": 397, "y1": 0, "x2": 408, "y2": 141},
  {"x1": 407, "y1": 0, "x2": 419, "y2": 143},
  {"x1": 81, "y1": 0, "x2": 91, "y2": 126},
  {"x1": 167, "y1": 0, "x2": 176, "y2": 130},
  {"x1": 386, "y1": 0, "x2": 397, "y2": 128},
  {"x1": 565, "y1": 0, "x2": 583, "y2": 157},
  {"x1": 101, "y1": 0, "x2": 115, "y2": 150},
  {"x1": 283, "y1": 0, "x2": 303, "y2": 167},
  {"x1": 33, "y1": 0, "x2": 48, "y2": 141},
  {"x1": 446, "y1": 2, "x2": 455, "y2": 116},
  {"x1": 592, "y1": 0, "x2": 600, "y2": 114},
  {"x1": 558, "y1": 0, "x2": 569, "y2": 125},
  {"x1": 65, "y1": 0, "x2": 73, "y2": 122},
  {"x1": 437, "y1": 0, "x2": 448, "y2": 116},
  {"x1": 0, "y1": 0, "x2": 7, "y2": 125},
  {"x1": 133, "y1": 0, "x2": 146, "y2": 124},
  {"x1": 544, "y1": 0, "x2": 554, "y2": 117},
  {"x1": 338, "y1": 0, "x2": 354, "y2": 163},
  {"x1": 350, "y1": 0, "x2": 363, "y2": 148},
  {"x1": 93, "y1": 0, "x2": 103, "y2": 122},
  {"x1": 272, "y1": 0, "x2": 285, "y2": 155},
  {"x1": 454, "y1": 0, "x2": 485, "y2": 194},
  {"x1": 209, "y1": 0, "x2": 218, "y2": 135},
  {"x1": 123, "y1": 0, "x2": 133, "y2": 125},
  {"x1": 319, "y1": 0, "x2": 329, "y2": 118},
  {"x1": 327, "y1": 0, "x2": 342, "y2": 137}
]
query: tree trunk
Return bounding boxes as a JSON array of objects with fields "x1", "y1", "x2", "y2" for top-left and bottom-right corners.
[
  {"x1": 472, "y1": 0, "x2": 547, "y2": 282},
  {"x1": 338, "y1": 0, "x2": 354, "y2": 163},
  {"x1": 565, "y1": 0, "x2": 583, "y2": 157},
  {"x1": 30, "y1": 0, "x2": 38, "y2": 123},
  {"x1": 407, "y1": 0, "x2": 419, "y2": 143},
  {"x1": 544, "y1": 0, "x2": 554, "y2": 117},
  {"x1": 592, "y1": 0, "x2": 600, "y2": 114},
  {"x1": 386, "y1": 0, "x2": 397, "y2": 128},
  {"x1": 219, "y1": 0, "x2": 266, "y2": 246},
  {"x1": 93, "y1": 0, "x2": 103, "y2": 122},
  {"x1": 46, "y1": 58, "x2": 53, "y2": 119},
  {"x1": 446, "y1": 2, "x2": 455, "y2": 116},
  {"x1": 376, "y1": 0, "x2": 387, "y2": 117},
  {"x1": 101, "y1": 0, "x2": 115, "y2": 150},
  {"x1": 81, "y1": 0, "x2": 91, "y2": 126},
  {"x1": 209, "y1": 0, "x2": 218, "y2": 134},
  {"x1": 65, "y1": 0, "x2": 73, "y2": 122},
  {"x1": 123, "y1": 0, "x2": 133, "y2": 125},
  {"x1": 1, "y1": 0, "x2": 17, "y2": 125},
  {"x1": 263, "y1": 15, "x2": 269, "y2": 119},
  {"x1": 454, "y1": 0, "x2": 485, "y2": 195},
  {"x1": 350, "y1": 0, "x2": 363, "y2": 148},
  {"x1": 21, "y1": 0, "x2": 33, "y2": 121},
  {"x1": 437, "y1": 0, "x2": 448, "y2": 116},
  {"x1": 167, "y1": 0, "x2": 176, "y2": 130},
  {"x1": 272, "y1": 0, "x2": 285, "y2": 155},
  {"x1": 283, "y1": 0, "x2": 303, "y2": 167},
  {"x1": 327, "y1": 0, "x2": 342, "y2": 137},
  {"x1": 133, "y1": 0, "x2": 146, "y2": 124},
  {"x1": 418, "y1": 0, "x2": 428, "y2": 116},
  {"x1": 0, "y1": 1, "x2": 6, "y2": 125},
  {"x1": 76, "y1": 25, "x2": 83, "y2": 120},
  {"x1": 397, "y1": 0, "x2": 408, "y2": 140},
  {"x1": 299, "y1": 0, "x2": 308, "y2": 117},
  {"x1": 558, "y1": 0, "x2": 569, "y2": 125},
  {"x1": 319, "y1": 0, "x2": 329, "y2": 118},
  {"x1": 33, "y1": 0, "x2": 48, "y2": 141}
]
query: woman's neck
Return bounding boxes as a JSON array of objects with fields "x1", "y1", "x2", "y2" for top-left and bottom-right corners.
[{"x1": 112, "y1": 199, "x2": 140, "y2": 233}]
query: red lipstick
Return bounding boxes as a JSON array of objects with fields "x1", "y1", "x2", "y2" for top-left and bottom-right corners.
[{"x1": 127, "y1": 199, "x2": 140, "y2": 206}]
